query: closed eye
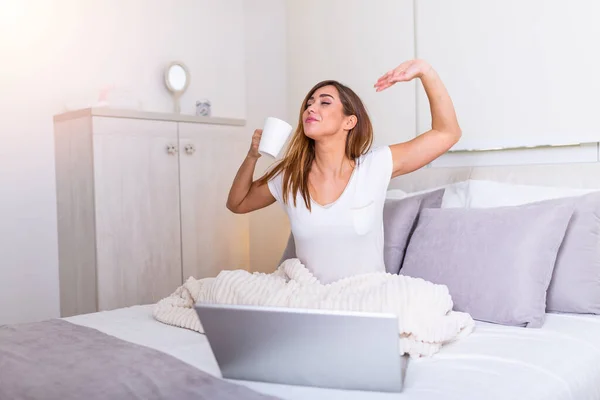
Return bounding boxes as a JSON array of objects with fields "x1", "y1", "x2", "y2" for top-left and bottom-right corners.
[{"x1": 304, "y1": 101, "x2": 330, "y2": 109}]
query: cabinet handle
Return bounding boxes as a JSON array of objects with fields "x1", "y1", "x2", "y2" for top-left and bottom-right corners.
[
  {"x1": 166, "y1": 144, "x2": 178, "y2": 155},
  {"x1": 184, "y1": 144, "x2": 196, "y2": 155}
]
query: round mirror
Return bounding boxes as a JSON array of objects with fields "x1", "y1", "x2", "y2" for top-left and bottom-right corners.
[
  {"x1": 164, "y1": 61, "x2": 190, "y2": 113},
  {"x1": 167, "y1": 64, "x2": 187, "y2": 91}
]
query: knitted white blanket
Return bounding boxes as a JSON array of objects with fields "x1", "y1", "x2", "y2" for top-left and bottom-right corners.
[{"x1": 153, "y1": 259, "x2": 475, "y2": 358}]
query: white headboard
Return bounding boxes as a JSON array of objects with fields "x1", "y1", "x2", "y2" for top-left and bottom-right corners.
[{"x1": 388, "y1": 162, "x2": 600, "y2": 192}]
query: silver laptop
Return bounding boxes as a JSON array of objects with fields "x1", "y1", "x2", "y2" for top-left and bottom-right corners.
[{"x1": 194, "y1": 303, "x2": 407, "y2": 392}]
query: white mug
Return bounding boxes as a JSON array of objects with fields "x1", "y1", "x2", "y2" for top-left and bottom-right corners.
[{"x1": 258, "y1": 117, "x2": 293, "y2": 158}]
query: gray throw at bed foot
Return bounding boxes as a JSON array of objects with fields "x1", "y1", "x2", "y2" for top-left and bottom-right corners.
[{"x1": 0, "y1": 319, "x2": 280, "y2": 400}]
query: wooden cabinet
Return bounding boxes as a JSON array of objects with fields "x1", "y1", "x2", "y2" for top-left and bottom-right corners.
[
  {"x1": 178, "y1": 122, "x2": 250, "y2": 281},
  {"x1": 54, "y1": 108, "x2": 249, "y2": 317}
]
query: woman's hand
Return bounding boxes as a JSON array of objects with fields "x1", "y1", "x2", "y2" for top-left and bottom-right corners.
[
  {"x1": 374, "y1": 59, "x2": 433, "y2": 92},
  {"x1": 227, "y1": 127, "x2": 276, "y2": 214},
  {"x1": 247, "y1": 129, "x2": 263, "y2": 159},
  {"x1": 381, "y1": 59, "x2": 462, "y2": 178}
]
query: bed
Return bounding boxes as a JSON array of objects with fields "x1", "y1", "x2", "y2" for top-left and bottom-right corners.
[
  {"x1": 4, "y1": 161, "x2": 600, "y2": 400},
  {"x1": 60, "y1": 304, "x2": 600, "y2": 400}
]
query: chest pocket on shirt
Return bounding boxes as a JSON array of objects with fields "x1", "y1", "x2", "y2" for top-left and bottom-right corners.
[{"x1": 351, "y1": 200, "x2": 376, "y2": 235}]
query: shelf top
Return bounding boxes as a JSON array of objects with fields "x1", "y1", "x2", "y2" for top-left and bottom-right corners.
[
  {"x1": 448, "y1": 135, "x2": 600, "y2": 153},
  {"x1": 53, "y1": 107, "x2": 246, "y2": 126}
]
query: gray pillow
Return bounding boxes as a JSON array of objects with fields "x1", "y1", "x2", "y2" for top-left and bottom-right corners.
[
  {"x1": 278, "y1": 233, "x2": 296, "y2": 266},
  {"x1": 383, "y1": 189, "x2": 445, "y2": 274},
  {"x1": 400, "y1": 200, "x2": 575, "y2": 328},
  {"x1": 546, "y1": 192, "x2": 600, "y2": 314},
  {"x1": 277, "y1": 189, "x2": 445, "y2": 272}
]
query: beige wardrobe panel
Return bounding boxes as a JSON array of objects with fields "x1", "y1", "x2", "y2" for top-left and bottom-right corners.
[
  {"x1": 92, "y1": 117, "x2": 183, "y2": 311},
  {"x1": 54, "y1": 117, "x2": 98, "y2": 317},
  {"x1": 178, "y1": 122, "x2": 250, "y2": 280}
]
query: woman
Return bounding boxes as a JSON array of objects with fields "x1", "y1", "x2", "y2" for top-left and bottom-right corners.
[{"x1": 227, "y1": 59, "x2": 461, "y2": 284}]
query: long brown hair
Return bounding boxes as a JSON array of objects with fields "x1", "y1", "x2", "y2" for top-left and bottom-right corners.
[{"x1": 257, "y1": 80, "x2": 373, "y2": 211}]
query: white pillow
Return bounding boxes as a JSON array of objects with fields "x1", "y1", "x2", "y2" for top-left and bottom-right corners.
[
  {"x1": 386, "y1": 181, "x2": 469, "y2": 208},
  {"x1": 385, "y1": 189, "x2": 408, "y2": 199},
  {"x1": 466, "y1": 180, "x2": 598, "y2": 208}
]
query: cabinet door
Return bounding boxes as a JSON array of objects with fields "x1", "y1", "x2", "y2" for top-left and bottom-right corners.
[
  {"x1": 178, "y1": 122, "x2": 250, "y2": 280},
  {"x1": 92, "y1": 117, "x2": 182, "y2": 311}
]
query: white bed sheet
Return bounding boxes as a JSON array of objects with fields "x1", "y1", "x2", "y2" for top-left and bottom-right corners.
[{"x1": 65, "y1": 305, "x2": 600, "y2": 400}]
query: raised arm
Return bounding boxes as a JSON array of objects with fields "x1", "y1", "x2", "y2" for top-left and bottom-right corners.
[
  {"x1": 374, "y1": 59, "x2": 462, "y2": 178},
  {"x1": 226, "y1": 129, "x2": 276, "y2": 214}
]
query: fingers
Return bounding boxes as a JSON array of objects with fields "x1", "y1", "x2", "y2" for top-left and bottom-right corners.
[
  {"x1": 376, "y1": 70, "x2": 394, "y2": 84},
  {"x1": 248, "y1": 129, "x2": 263, "y2": 158},
  {"x1": 374, "y1": 71, "x2": 393, "y2": 91},
  {"x1": 374, "y1": 73, "x2": 405, "y2": 92},
  {"x1": 374, "y1": 69, "x2": 408, "y2": 91},
  {"x1": 374, "y1": 82, "x2": 392, "y2": 92},
  {"x1": 252, "y1": 130, "x2": 262, "y2": 144},
  {"x1": 374, "y1": 70, "x2": 418, "y2": 91},
  {"x1": 375, "y1": 79, "x2": 394, "y2": 91},
  {"x1": 374, "y1": 60, "x2": 417, "y2": 91}
]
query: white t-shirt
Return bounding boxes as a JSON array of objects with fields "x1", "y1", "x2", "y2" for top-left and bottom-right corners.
[{"x1": 268, "y1": 146, "x2": 394, "y2": 283}]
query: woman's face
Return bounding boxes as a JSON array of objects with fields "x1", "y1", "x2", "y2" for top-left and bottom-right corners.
[{"x1": 302, "y1": 85, "x2": 355, "y2": 140}]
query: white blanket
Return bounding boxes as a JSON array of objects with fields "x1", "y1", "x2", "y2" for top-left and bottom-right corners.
[{"x1": 153, "y1": 259, "x2": 475, "y2": 358}]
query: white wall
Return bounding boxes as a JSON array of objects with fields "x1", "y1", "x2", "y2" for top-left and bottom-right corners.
[
  {"x1": 0, "y1": 0, "x2": 251, "y2": 325},
  {"x1": 416, "y1": 0, "x2": 600, "y2": 150},
  {"x1": 284, "y1": 0, "x2": 600, "y2": 168}
]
